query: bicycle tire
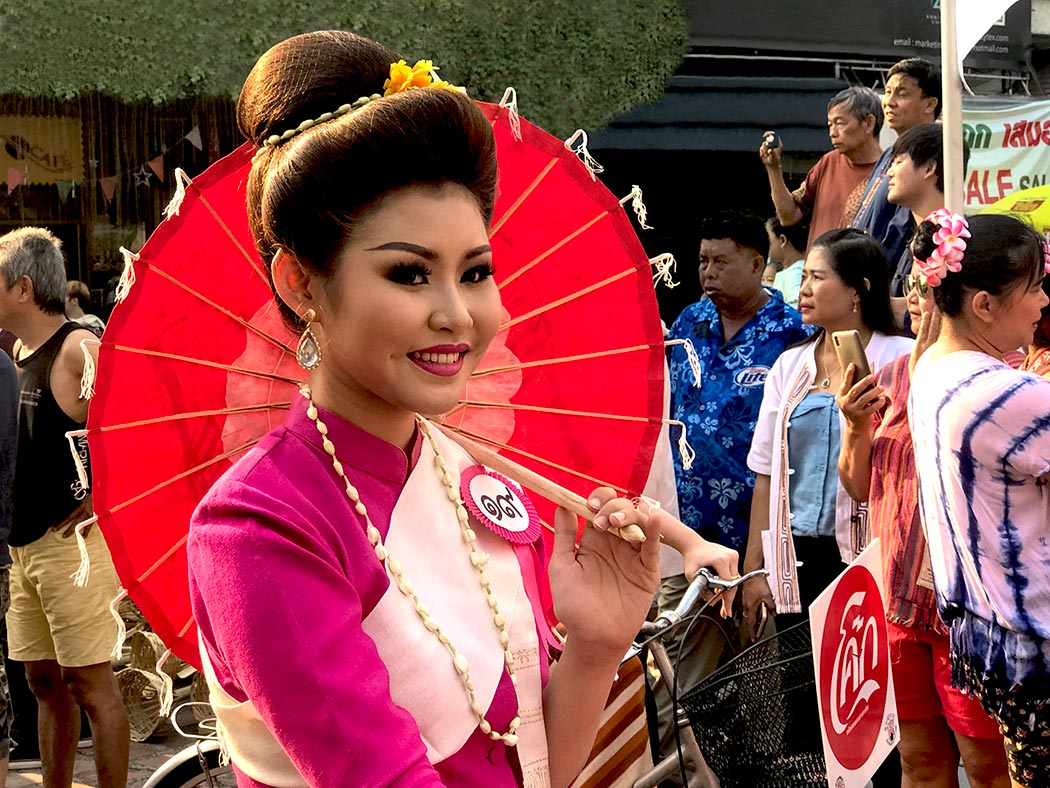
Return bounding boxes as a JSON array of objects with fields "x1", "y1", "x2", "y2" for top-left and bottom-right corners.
[{"x1": 145, "y1": 747, "x2": 234, "y2": 788}]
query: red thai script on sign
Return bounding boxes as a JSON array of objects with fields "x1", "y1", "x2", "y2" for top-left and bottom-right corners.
[
  {"x1": 1002, "y1": 120, "x2": 1050, "y2": 148},
  {"x1": 818, "y1": 565, "x2": 889, "y2": 771}
]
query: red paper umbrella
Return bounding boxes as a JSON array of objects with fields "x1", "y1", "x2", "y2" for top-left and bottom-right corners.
[{"x1": 87, "y1": 101, "x2": 667, "y2": 667}]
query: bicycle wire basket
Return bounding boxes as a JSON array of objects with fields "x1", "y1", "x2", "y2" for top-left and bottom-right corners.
[{"x1": 678, "y1": 619, "x2": 827, "y2": 787}]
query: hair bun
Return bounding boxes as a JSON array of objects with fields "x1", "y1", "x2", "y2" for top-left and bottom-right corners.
[
  {"x1": 237, "y1": 31, "x2": 399, "y2": 147},
  {"x1": 911, "y1": 218, "x2": 940, "y2": 263}
]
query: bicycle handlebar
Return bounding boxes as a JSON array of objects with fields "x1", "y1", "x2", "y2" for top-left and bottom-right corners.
[{"x1": 639, "y1": 567, "x2": 768, "y2": 638}]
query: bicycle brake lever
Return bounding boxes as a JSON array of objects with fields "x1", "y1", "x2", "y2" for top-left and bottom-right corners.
[{"x1": 704, "y1": 567, "x2": 768, "y2": 591}]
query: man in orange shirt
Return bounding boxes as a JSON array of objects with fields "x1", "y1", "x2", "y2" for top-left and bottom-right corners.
[{"x1": 760, "y1": 86, "x2": 883, "y2": 251}]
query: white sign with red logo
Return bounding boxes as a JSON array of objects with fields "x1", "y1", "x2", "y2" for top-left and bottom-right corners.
[{"x1": 809, "y1": 539, "x2": 898, "y2": 788}]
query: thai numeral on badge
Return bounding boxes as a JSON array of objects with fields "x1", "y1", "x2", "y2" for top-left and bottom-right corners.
[{"x1": 479, "y1": 485, "x2": 524, "y2": 522}]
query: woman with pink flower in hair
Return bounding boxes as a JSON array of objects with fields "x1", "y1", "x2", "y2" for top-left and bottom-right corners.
[{"x1": 909, "y1": 212, "x2": 1050, "y2": 788}]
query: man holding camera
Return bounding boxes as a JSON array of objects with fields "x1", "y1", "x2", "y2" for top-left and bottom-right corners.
[{"x1": 760, "y1": 86, "x2": 884, "y2": 251}]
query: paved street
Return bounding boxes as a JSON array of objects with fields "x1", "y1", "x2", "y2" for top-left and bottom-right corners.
[{"x1": 7, "y1": 727, "x2": 196, "y2": 788}]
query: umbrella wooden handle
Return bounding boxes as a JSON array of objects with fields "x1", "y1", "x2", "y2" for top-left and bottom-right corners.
[{"x1": 436, "y1": 425, "x2": 646, "y2": 544}]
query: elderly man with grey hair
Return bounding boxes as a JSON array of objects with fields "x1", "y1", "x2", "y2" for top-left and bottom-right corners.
[
  {"x1": 0, "y1": 228, "x2": 129, "y2": 788},
  {"x1": 759, "y1": 85, "x2": 884, "y2": 251}
]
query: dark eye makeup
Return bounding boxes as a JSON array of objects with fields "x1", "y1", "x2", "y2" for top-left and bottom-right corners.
[
  {"x1": 387, "y1": 261, "x2": 432, "y2": 286},
  {"x1": 462, "y1": 263, "x2": 496, "y2": 283},
  {"x1": 386, "y1": 260, "x2": 496, "y2": 286}
]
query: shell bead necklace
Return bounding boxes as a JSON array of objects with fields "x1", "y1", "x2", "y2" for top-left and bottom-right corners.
[{"x1": 301, "y1": 386, "x2": 522, "y2": 745}]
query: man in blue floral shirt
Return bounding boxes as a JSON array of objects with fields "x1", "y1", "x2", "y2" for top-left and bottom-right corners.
[
  {"x1": 650, "y1": 211, "x2": 814, "y2": 761},
  {"x1": 668, "y1": 210, "x2": 814, "y2": 555}
]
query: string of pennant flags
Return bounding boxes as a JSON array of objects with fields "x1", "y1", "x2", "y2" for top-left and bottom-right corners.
[{"x1": 4, "y1": 124, "x2": 204, "y2": 201}]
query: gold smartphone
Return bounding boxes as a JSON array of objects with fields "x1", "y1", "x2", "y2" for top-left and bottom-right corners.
[{"x1": 831, "y1": 330, "x2": 872, "y2": 382}]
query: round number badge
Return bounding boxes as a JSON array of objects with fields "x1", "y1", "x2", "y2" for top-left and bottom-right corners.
[{"x1": 460, "y1": 465, "x2": 541, "y2": 544}]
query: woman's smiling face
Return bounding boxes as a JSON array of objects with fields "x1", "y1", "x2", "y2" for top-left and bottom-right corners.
[{"x1": 307, "y1": 182, "x2": 502, "y2": 435}]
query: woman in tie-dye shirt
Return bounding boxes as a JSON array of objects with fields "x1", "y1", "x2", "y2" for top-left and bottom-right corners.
[{"x1": 909, "y1": 213, "x2": 1050, "y2": 788}]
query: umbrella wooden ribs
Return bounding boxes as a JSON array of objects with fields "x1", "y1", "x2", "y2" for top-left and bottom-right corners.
[{"x1": 82, "y1": 96, "x2": 678, "y2": 665}]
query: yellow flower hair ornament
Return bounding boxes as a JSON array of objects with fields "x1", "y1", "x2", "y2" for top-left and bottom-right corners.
[{"x1": 384, "y1": 59, "x2": 463, "y2": 95}]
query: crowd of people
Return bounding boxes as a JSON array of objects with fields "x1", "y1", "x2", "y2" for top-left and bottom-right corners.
[
  {"x1": 668, "y1": 56, "x2": 1048, "y2": 788},
  {"x1": 0, "y1": 30, "x2": 1046, "y2": 788}
]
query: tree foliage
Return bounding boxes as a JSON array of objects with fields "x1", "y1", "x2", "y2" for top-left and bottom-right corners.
[{"x1": 0, "y1": 0, "x2": 686, "y2": 135}]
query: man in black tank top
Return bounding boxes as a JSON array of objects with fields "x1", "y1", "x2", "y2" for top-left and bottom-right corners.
[
  {"x1": 0, "y1": 228, "x2": 129, "y2": 788},
  {"x1": 0, "y1": 352, "x2": 17, "y2": 773}
]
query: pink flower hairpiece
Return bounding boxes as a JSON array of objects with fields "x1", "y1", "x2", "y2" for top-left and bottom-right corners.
[{"x1": 915, "y1": 208, "x2": 970, "y2": 287}]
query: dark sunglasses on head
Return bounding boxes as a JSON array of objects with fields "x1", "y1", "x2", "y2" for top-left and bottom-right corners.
[{"x1": 905, "y1": 274, "x2": 929, "y2": 298}]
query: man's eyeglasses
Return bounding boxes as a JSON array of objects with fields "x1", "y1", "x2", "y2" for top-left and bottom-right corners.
[{"x1": 905, "y1": 274, "x2": 929, "y2": 298}]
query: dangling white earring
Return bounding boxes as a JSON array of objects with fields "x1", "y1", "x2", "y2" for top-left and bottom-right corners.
[{"x1": 296, "y1": 308, "x2": 321, "y2": 370}]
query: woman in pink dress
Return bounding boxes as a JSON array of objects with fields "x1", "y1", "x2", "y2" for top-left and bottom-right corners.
[{"x1": 187, "y1": 30, "x2": 736, "y2": 788}]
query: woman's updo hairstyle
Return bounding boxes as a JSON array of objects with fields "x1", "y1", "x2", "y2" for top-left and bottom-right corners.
[
  {"x1": 911, "y1": 214, "x2": 1044, "y2": 317},
  {"x1": 239, "y1": 31, "x2": 497, "y2": 326},
  {"x1": 809, "y1": 228, "x2": 897, "y2": 335}
]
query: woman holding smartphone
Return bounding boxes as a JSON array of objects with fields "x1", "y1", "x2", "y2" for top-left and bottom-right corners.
[
  {"x1": 741, "y1": 229, "x2": 912, "y2": 632},
  {"x1": 837, "y1": 249, "x2": 1008, "y2": 787}
]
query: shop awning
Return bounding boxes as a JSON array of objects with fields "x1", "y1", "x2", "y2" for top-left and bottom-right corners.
[{"x1": 590, "y1": 75, "x2": 849, "y2": 153}]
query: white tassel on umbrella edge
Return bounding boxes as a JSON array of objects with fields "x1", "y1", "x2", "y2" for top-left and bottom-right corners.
[
  {"x1": 650, "y1": 253, "x2": 679, "y2": 289},
  {"x1": 142, "y1": 670, "x2": 168, "y2": 722},
  {"x1": 218, "y1": 729, "x2": 232, "y2": 767},
  {"x1": 498, "y1": 87, "x2": 523, "y2": 142},
  {"x1": 564, "y1": 130, "x2": 604, "y2": 180},
  {"x1": 115, "y1": 247, "x2": 139, "y2": 304},
  {"x1": 665, "y1": 338, "x2": 702, "y2": 387},
  {"x1": 619, "y1": 185, "x2": 653, "y2": 230},
  {"x1": 65, "y1": 429, "x2": 90, "y2": 493},
  {"x1": 109, "y1": 589, "x2": 129, "y2": 661},
  {"x1": 79, "y1": 337, "x2": 100, "y2": 400},
  {"x1": 667, "y1": 419, "x2": 695, "y2": 470},
  {"x1": 684, "y1": 339, "x2": 702, "y2": 388},
  {"x1": 157, "y1": 650, "x2": 175, "y2": 717},
  {"x1": 71, "y1": 515, "x2": 97, "y2": 587},
  {"x1": 163, "y1": 169, "x2": 192, "y2": 219}
]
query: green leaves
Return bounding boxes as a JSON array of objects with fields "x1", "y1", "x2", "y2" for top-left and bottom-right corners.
[{"x1": 1, "y1": 0, "x2": 686, "y2": 134}]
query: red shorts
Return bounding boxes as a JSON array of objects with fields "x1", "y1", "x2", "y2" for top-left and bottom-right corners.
[{"x1": 887, "y1": 621, "x2": 1000, "y2": 740}]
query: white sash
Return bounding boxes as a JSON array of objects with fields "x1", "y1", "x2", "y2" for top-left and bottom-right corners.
[
  {"x1": 199, "y1": 639, "x2": 307, "y2": 787},
  {"x1": 200, "y1": 421, "x2": 549, "y2": 786}
]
